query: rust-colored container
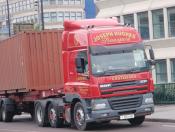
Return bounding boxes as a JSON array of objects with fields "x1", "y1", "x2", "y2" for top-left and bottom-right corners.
[{"x1": 0, "y1": 30, "x2": 64, "y2": 94}]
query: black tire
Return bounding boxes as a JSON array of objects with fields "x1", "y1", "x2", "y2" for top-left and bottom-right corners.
[
  {"x1": 128, "y1": 116, "x2": 145, "y2": 126},
  {"x1": 73, "y1": 102, "x2": 88, "y2": 131},
  {"x1": 35, "y1": 103, "x2": 48, "y2": 127},
  {"x1": 48, "y1": 103, "x2": 64, "y2": 128},
  {"x1": 0, "y1": 106, "x2": 3, "y2": 121},
  {"x1": 1, "y1": 104, "x2": 13, "y2": 122}
]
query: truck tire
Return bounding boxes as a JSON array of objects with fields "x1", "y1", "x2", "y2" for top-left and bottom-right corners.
[
  {"x1": 48, "y1": 103, "x2": 63, "y2": 128},
  {"x1": 73, "y1": 102, "x2": 88, "y2": 131},
  {"x1": 128, "y1": 116, "x2": 145, "y2": 126},
  {"x1": 35, "y1": 103, "x2": 48, "y2": 127},
  {"x1": 1, "y1": 104, "x2": 13, "y2": 122},
  {"x1": 0, "y1": 106, "x2": 2, "y2": 121}
]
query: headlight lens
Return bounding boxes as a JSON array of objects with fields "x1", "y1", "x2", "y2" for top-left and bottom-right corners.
[
  {"x1": 145, "y1": 97, "x2": 153, "y2": 103},
  {"x1": 93, "y1": 103, "x2": 107, "y2": 110},
  {"x1": 91, "y1": 99, "x2": 109, "y2": 110}
]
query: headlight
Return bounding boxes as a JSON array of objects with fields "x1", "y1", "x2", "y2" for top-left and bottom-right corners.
[
  {"x1": 93, "y1": 103, "x2": 107, "y2": 110},
  {"x1": 91, "y1": 99, "x2": 109, "y2": 110},
  {"x1": 145, "y1": 97, "x2": 153, "y2": 104}
]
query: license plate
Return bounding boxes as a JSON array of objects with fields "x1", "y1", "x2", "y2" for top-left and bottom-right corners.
[{"x1": 120, "y1": 114, "x2": 135, "y2": 120}]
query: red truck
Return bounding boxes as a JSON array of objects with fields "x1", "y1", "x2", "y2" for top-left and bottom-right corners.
[{"x1": 0, "y1": 19, "x2": 155, "y2": 130}]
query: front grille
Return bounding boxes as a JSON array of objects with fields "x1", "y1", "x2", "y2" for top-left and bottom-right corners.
[
  {"x1": 100, "y1": 80, "x2": 148, "y2": 95},
  {"x1": 108, "y1": 95, "x2": 142, "y2": 110},
  {"x1": 101, "y1": 80, "x2": 146, "y2": 90}
]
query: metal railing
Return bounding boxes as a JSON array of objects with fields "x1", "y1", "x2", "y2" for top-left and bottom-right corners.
[{"x1": 154, "y1": 83, "x2": 175, "y2": 104}]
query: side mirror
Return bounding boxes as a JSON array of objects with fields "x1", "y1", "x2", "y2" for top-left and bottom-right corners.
[
  {"x1": 76, "y1": 58, "x2": 85, "y2": 73},
  {"x1": 149, "y1": 48, "x2": 155, "y2": 60}
]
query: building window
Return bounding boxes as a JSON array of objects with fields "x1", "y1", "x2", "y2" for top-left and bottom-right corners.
[
  {"x1": 76, "y1": 12, "x2": 82, "y2": 20},
  {"x1": 63, "y1": 0, "x2": 69, "y2": 5},
  {"x1": 171, "y1": 59, "x2": 175, "y2": 82},
  {"x1": 123, "y1": 14, "x2": 134, "y2": 27},
  {"x1": 57, "y1": 0, "x2": 63, "y2": 4},
  {"x1": 71, "y1": 12, "x2": 76, "y2": 20},
  {"x1": 58, "y1": 12, "x2": 64, "y2": 22},
  {"x1": 65, "y1": 11, "x2": 70, "y2": 20},
  {"x1": 50, "y1": 12, "x2": 57, "y2": 22},
  {"x1": 27, "y1": 0, "x2": 31, "y2": 9},
  {"x1": 152, "y1": 9, "x2": 165, "y2": 39},
  {"x1": 155, "y1": 59, "x2": 167, "y2": 83},
  {"x1": 167, "y1": 7, "x2": 175, "y2": 37},
  {"x1": 70, "y1": 0, "x2": 75, "y2": 4},
  {"x1": 75, "y1": 0, "x2": 81, "y2": 4},
  {"x1": 44, "y1": 13, "x2": 50, "y2": 23},
  {"x1": 50, "y1": 0, "x2": 56, "y2": 5},
  {"x1": 43, "y1": 0, "x2": 49, "y2": 5},
  {"x1": 137, "y1": 12, "x2": 150, "y2": 40}
]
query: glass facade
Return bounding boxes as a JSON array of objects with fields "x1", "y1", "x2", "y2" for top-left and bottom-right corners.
[
  {"x1": 123, "y1": 14, "x2": 134, "y2": 27},
  {"x1": 155, "y1": 59, "x2": 167, "y2": 83},
  {"x1": 167, "y1": 7, "x2": 175, "y2": 37},
  {"x1": 50, "y1": 12, "x2": 57, "y2": 22},
  {"x1": 152, "y1": 9, "x2": 165, "y2": 39},
  {"x1": 0, "y1": 0, "x2": 82, "y2": 15},
  {"x1": 137, "y1": 12, "x2": 150, "y2": 40},
  {"x1": 171, "y1": 59, "x2": 175, "y2": 82}
]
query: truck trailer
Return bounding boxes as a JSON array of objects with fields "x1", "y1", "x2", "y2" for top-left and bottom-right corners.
[{"x1": 0, "y1": 19, "x2": 155, "y2": 130}]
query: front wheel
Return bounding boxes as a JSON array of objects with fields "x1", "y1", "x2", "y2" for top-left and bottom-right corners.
[
  {"x1": 73, "y1": 102, "x2": 88, "y2": 131},
  {"x1": 128, "y1": 116, "x2": 145, "y2": 126}
]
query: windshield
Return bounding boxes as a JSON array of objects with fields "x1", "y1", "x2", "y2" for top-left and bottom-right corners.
[{"x1": 90, "y1": 43, "x2": 149, "y2": 76}]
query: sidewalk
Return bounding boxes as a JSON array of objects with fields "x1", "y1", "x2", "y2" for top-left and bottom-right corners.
[{"x1": 146, "y1": 105, "x2": 175, "y2": 123}]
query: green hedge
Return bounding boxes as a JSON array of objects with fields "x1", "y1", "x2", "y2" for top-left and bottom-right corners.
[{"x1": 154, "y1": 83, "x2": 175, "y2": 104}]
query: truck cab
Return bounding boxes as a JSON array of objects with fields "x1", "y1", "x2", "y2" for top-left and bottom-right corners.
[{"x1": 62, "y1": 19, "x2": 154, "y2": 130}]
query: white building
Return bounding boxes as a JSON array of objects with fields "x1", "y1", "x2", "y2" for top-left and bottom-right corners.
[
  {"x1": 95, "y1": 0, "x2": 175, "y2": 84},
  {"x1": 0, "y1": 0, "x2": 85, "y2": 31}
]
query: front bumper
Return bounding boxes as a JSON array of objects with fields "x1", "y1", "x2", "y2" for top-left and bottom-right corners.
[{"x1": 85, "y1": 93, "x2": 154, "y2": 122}]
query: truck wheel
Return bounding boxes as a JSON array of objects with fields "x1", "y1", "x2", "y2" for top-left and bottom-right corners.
[
  {"x1": 0, "y1": 106, "x2": 2, "y2": 121},
  {"x1": 35, "y1": 103, "x2": 48, "y2": 127},
  {"x1": 73, "y1": 102, "x2": 88, "y2": 131},
  {"x1": 48, "y1": 103, "x2": 63, "y2": 128},
  {"x1": 1, "y1": 104, "x2": 13, "y2": 122},
  {"x1": 128, "y1": 116, "x2": 145, "y2": 126}
]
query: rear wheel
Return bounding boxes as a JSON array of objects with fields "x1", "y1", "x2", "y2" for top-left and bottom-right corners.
[
  {"x1": 35, "y1": 103, "x2": 48, "y2": 127},
  {"x1": 48, "y1": 103, "x2": 63, "y2": 128},
  {"x1": 128, "y1": 116, "x2": 145, "y2": 126},
  {"x1": 73, "y1": 102, "x2": 88, "y2": 131},
  {"x1": 1, "y1": 104, "x2": 13, "y2": 122},
  {"x1": 0, "y1": 105, "x2": 3, "y2": 121}
]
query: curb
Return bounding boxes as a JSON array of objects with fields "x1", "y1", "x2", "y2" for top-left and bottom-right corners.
[{"x1": 146, "y1": 118, "x2": 175, "y2": 123}]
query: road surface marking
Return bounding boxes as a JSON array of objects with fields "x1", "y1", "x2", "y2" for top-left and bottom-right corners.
[
  {"x1": 0, "y1": 129, "x2": 39, "y2": 132},
  {"x1": 162, "y1": 125, "x2": 175, "y2": 128}
]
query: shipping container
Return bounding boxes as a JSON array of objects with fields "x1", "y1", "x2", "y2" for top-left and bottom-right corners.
[{"x1": 0, "y1": 30, "x2": 64, "y2": 95}]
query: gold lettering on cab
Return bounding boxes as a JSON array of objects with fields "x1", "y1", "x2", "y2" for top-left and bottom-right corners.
[
  {"x1": 93, "y1": 31, "x2": 136, "y2": 43},
  {"x1": 112, "y1": 74, "x2": 137, "y2": 81}
]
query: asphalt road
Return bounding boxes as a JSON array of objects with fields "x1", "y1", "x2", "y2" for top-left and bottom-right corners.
[{"x1": 0, "y1": 115, "x2": 175, "y2": 132}]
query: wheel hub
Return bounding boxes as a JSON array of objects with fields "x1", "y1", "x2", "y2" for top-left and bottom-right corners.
[
  {"x1": 76, "y1": 107, "x2": 85, "y2": 126},
  {"x1": 49, "y1": 108, "x2": 57, "y2": 124},
  {"x1": 37, "y1": 106, "x2": 43, "y2": 123}
]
